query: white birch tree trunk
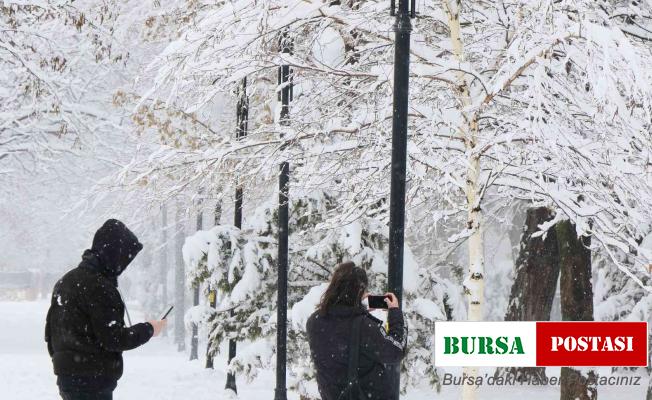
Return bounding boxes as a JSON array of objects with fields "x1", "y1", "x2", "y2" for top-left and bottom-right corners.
[
  {"x1": 444, "y1": 1, "x2": 485, "y2": 398},
  {"x1": 461, "y1": 146, "x2": 485, "y2": 400}
]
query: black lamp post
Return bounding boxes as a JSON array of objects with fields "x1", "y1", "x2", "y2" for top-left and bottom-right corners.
[
  {"x1": 225, "y1": 77, "x2": 248, "y2": 393},
  {"x1": 388, "y1": 0, "x2": 413, "y2": 314},
  {"x1": 388, "y1": 0, "x2": 413, "y2": 398},
  {"x1": 274, "y1": 30, "x2": 292, "y2": 400}
]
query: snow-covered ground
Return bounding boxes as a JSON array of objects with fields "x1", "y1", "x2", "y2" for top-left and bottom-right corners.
[
  {"x1": 0, "y1": 300, "x2": 646, "y2": 399},
  {"x1": 0, "y1": 300, "x2": 277, "y2": 400}
]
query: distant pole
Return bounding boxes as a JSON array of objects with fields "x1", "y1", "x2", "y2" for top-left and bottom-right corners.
[
  {"x1": 190, "y1": 202, "x2": 202, "y2": 361},
  {"x1": 160, "y1": 204, "x2": 169, "y2": 337},
  {"x1": 226, "y1": 77, "x2": 248, "y2": 394},
  {"x1": 274, "y1": 31, "x2": 292, "y2": 400},
  {"x1": 388, "y1": 0, "x2": 413, "y2": 398},
  {"x1": 174, "y1": 202, "x2": 186, "y2": 351}
]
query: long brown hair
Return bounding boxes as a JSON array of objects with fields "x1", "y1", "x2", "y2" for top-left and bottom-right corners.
[{"x1": 317, "y1": 261, "x2": 368, "y2": 316}]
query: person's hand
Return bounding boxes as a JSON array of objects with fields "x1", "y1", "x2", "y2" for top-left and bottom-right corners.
[
  {"x1": 384, "y1": 292, "x2": 399, "y2": 309},
  {"x1": 147, "y1": 319, "x2": 167, "y2": 337}
]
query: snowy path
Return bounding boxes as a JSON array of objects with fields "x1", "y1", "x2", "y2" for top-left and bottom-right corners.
[
  {"x1": 0, "y1": 301, "x2": 646, "y2": 399},
  {"x1": 0, "y1": 300, "x2": 276, "y2": 400}
]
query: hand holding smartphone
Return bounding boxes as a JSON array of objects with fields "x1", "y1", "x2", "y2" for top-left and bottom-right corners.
[
  {"x1": 367, "y1": 293, "x2": 399, "y2": 310},
  {"x1": 148, "y1": 306, "x2": 173, "y2": 337},
  {"x1": 367, "y1": 295, "x2": 389, "y2": 309}
]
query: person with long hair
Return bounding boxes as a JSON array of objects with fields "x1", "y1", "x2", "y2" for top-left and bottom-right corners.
[{"x1": 307, "y1": 261, "x2": 407, "y2": 400}]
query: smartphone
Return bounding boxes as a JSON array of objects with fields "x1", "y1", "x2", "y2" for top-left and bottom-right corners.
[
  {"x1": 160, "y1": 305, "x2": 174, "y2": 320},
  {"x1": 367, "y1": 295, "x2": 389, "y2": 309}
]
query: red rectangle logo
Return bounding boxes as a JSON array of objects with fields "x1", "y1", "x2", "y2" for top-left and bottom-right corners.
[{"x1": 536, "y1": 322, "x2": 648, "y2": 367}]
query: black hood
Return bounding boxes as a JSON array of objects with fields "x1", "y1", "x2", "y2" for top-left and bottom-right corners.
[{"x1": 85, "y1": 219, "x2": 143, "y2": 279}]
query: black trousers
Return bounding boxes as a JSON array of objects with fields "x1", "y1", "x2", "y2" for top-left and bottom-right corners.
[{"x1": 59, "y1": 389, "x2": 113, "y2": 400}]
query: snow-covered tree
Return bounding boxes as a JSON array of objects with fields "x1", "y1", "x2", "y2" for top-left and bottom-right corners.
[
  {"x1": 0, "y1": 0, "x2": 141, "y2": 180},
  {"x1": 183, "y1": 189, "x2": 463, "y2": 395},
  {"x1": 6, "y1": 0, "x2": 652, "y2": 398},
  {"x1": 139, "y1": 0, "x2": 652, "y2": 285},
  {"x1": 142, "y1": 3, "x2": 652, "y2": 398}
]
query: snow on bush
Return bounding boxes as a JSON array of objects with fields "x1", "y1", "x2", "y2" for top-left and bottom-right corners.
[
  {"x1": 184, "y1": 190, "x2": 462, "y2": 395},
  {"x1": 290, "y1": 283, "x2": 327, "y2": 331}
]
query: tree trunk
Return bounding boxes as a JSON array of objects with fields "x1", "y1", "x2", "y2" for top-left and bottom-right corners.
[
  {"x1": 497, "y1": 207, "x2": 560, "y2": 382},
  {"x1": 506, "y1": 207, "x2": 560, "y2": 321},
  {"x1": 160, "y1": 205, "x2": 169, "y2": 337},
  {"x1": 507, "y1": 201, "x2": 528, "y2": 264},
  {"x1": 442, "y1": 1, "x2": 484, "y2": 398},
  {"x1": 556, "y1": 220, "x2": 597, "y2": 400},
  {"x1": 174, "y1": 202, "x2": 186, "y2": 351},
  {"x1": 464, "y1": 154, "x2": 484, "y2": 321},
  {"x1": 560, "y1": 368, "x2": 597, "y2": 400},
  {"x1": 646, "y1": 365, "x2": 652, "y2": 400},
  {"x1": 462, "y1": 151, "x2": 484, "y2": 400}
]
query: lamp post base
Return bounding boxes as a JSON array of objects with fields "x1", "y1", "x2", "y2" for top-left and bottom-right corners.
[{"x1": 274, "y1": 387, "x2": 287, "y2": 400}]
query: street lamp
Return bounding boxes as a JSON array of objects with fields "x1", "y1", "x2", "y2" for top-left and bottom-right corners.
[
  {"x1": 274, "y1": 30, "x2": 292, "y2": 400},
  {"x1": 225, "y1": 77, "x2": 249, "y2": 393},
  {"x1": 388, "y1": 0, "x2": 414, "y2": 398}
]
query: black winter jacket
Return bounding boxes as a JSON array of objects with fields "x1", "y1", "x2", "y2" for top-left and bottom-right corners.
[
  {"x1": 306, "y1": 305, "x2": 407, "y2": 400},
  {"x1": 45, "y1": 219, "x2": 153, "y2": 389}
]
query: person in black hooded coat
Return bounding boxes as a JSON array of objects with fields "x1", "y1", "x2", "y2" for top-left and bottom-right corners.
[
  {"x1": 45, "y1": 219, "x2": 167, "y2": 400},
  {"x1": 306, "y1": 262, "x2": 407, "y2": 400}
]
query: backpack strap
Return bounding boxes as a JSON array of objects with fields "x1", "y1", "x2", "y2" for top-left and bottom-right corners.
[{"x1": 338, "y1": 315, "x2": 363, "y2": 400}]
